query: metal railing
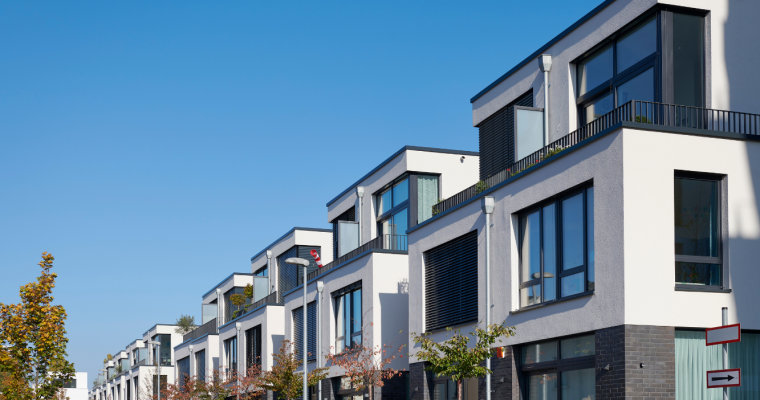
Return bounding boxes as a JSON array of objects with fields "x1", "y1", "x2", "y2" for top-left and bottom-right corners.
[
  {"x1": 182, "y1": 317, "x2": 218, "y2": 343},
  {"x1": 246, "y1": 291, "x2": 279, "y2": 312},
  {"x1": 432, "y1": 100, "x2": 760, "y2": 216},
  {"x1": 307, "y1": 234, "x2": 408, "y2": 281}
]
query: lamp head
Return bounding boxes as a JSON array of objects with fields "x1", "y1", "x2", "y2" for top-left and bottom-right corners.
[
  {"x1": 538, "y1": 54, "x2": 553, "y2": 73},
  {"x1": 216, "y1": 288, "x2": 221, "y2": 295},
  {"x1": 188, "y1": 345, "x2": 193, "y2": 353},
  {"x1": 317, "y1": 281, "x2": 324, "y2": 292},
  {"x1": 235, "y1": 322, "x2": 242, "y2": 331},
  {"x1": 285, "y1": 257, "x2": 310, "y2": 267},
  {"x1": 356, "y1": 186, "x2": 365, "y2": 198},
  {"x1": 266, "y1": 250, "x2": 272, "y2": 259},
  {"x1": 481, "y1": 196, "x2": 495, "y2": 215}
]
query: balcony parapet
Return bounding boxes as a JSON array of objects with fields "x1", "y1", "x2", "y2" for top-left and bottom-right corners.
[{"x1": 306, "y1": 234, "x2": 407, "y2": 282}]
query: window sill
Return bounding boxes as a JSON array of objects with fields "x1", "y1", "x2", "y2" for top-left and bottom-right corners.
[
  {"x1": 509, "y1": 290, "x2": 594, "y2": 315},
  {"x1": 675, "y1": 285, "x2": 731, "y2": 293}
]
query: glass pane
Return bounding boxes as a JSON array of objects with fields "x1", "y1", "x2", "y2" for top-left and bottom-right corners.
[
  {"x1": 417, "y1": 175, "x2": 439, "y2": 223},
  {"x1": 675, "y1": 262, "x2": 721, "y2": 286},
  {"x1": 344, "y1": 294, "x2": 351, "y2": 349},
  {"x1": 515, "y1": 108, "x2": 544, "y2": 161},
  {"x1": 521, "y1": 210, "x2": 541, "y2": 282},
  {"x1": 520, "y1": 284, "x2": 542, "y2": 307},
  {"x1": 380, "y1": 218, "x2": 391, "y2": 238},
  {"x1": 447, "y1": 379, "x2": 457, "y2": 400},
  {"x1": 578, "y1": 45, "x2": 613, "y2": 96},
  {"x1": 335, "y1": 296, "x2": 344, "y2": 353},
  {"x1": 528, "y1": 373, "x2": 558, "y2": 400},
  {"x1": 433, "y1": 383, "x2": 446, "y2": 400},
  {"x1": 584, "y1": 93, "x2": 614, "y2": 123},
  {"x1": 522, "y1": 341, "x2": 558, "y2": 364},
  {"x1": 587, "y1": 188, "x2": 595, "y2": 291},
  {"x1": 379, "y1": 189, "x2": 392, "y2": 215},
  {"x1": 352, "y1": 289, "x2": 362, "y2": 335},
  {"x1": 561, "y1": 272, "x2": 585, "y2": 297},
  {"x1": 673, "y1": 13, "x2": 704, "y2": 108},
  {"x1": 392, "y1": 208, "x2": 408, "y2": 244},
  {"x1": 543, "y1": 204, "x2": 557, "y2": 302},
  {"x1": 560, "y1": 368, "x2": 595, "y2": 400},
  {"x1": 616, "y1": 67, "x2": 654, "y2": 105},
  {"x1": 561, "y1": 335, "x2": 595, "y2": 359},
  {"x1": 616, "y1": 17, "x2": 657, "y2": 73},
  {"x1": 674, "y1": 178, "x2": 719, "y2": 257},
  {"x1": 562, "y1": 194, "x2": 584, "y2": 270},
  {"x1": 393, "y1": 178, "x2": 409, "y2": 207}
]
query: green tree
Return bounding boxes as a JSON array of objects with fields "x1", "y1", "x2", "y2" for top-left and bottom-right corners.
[
  {"x1": 411, "y1": 323, "x2": 515, "y2": 400},
  {"x1": 258, "y1": 340, "x2": 328, "y2": 400},
  {"x1": 174, "y1": 315, "x2": 197, "y2": 335},
  {"x1": 0, "y1": 252, "x2": 75, "y2": 400}
]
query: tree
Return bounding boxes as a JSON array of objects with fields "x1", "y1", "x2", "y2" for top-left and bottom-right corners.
[
  {"x1": 139, "y1": 368, "x2": 168, "y2": 400},
  {"x1": 162, "y1": 373, "x2": 201, "y2": 400},
  {"x1": 175, "y1": 315, "x2": 197, "y2": 335},
  {"x1": 325, "y1": 323, "x2": 405, "y2": 400},
  {"x1": 230, "y1": 294, "x2": 245, "y2": 319},
  {"x1": 197, "y1": 368, "x2": 237, "y2": 400},
  {"x1": 0, "y1": 252, "x2": 75, "y2": 400},
  {"x1": 411, "y1": 323, "x2": 516, "y2": 400},
  {"x1": 234, "y1": 364, "x2": 265, "y2": 400},
  {"x1": 258, "y1": 340, "x2": 328, "y2": 400},
  {"x1": 54, "y1": 388, "x2": 69, "y2": 400}
]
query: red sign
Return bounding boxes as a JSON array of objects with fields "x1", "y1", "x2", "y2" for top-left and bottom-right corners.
[
  {"x1": 706, "y1": 368, "x2": 741, "y2": 388},
  {"x1": 706, "y1": 324, "x2": 741, "y2": 346}
]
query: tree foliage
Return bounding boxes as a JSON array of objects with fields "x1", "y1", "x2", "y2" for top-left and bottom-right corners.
[
  {"x1": 0, "y1": 252, "x2": 75, "y2": 400},
  {"x1": 258, "y1": 340, "x2": 327, "y2": 400},
  {"x1": 411, "y1": 323, "x2": 516, "y2": 400},
  {"x1": 174, "y1": 315, "x2": 197, "y2": 335}
]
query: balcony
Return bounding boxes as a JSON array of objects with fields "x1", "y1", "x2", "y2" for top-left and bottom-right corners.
[
  {"x1": 307, "y1": 234, "x2": 408, "y2": 281},
  {"x1": 182, "y1": 317, "x2": 218, "y2": 343},
  {"x1": 431, "y1": 100, "x2": 760, "y2": 217}
]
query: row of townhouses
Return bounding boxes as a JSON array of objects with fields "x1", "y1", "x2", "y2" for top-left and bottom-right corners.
[{"x1": 91, "y1": 0, "x2": 760, "y2": 399}]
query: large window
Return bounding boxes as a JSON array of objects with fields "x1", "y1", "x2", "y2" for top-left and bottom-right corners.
[
  {"x1": 520, "y1": 334, "x2": 596, "y2": 400},
  {"x1": 253, "y1": 264, "x2": 267, "y2": 277},
  {"x1": 377, "y1": 177, "x2": 409, "y2": 250},
  {"x1": 674, "y1": 172, "x2": 723, "y2": 288},
  {"x1": 151, "y1": 334, "x2": 171, "y2": 366},
  {"x1": 417, "y1": 174, "x2": 439, "y2": 224},
  {"x1": 293, "y1": 301, "x2": 317, "y2": 362},
  {"x1": 195, "y1": 350, "x2": 206, "y2": 382},
  {"x1": 177, "y1": 357, "x2": 190, "y2": 389},
  {"x1": 519, "y1": 187, "x2": 594, "y2": 308},
  {"x1": 224, "y1": 337, "x2": 238, "y2": 373},
  {"x1": 245, "y1": 325, "x2": 262, "y2": 370},
  {"x1": 333, "y1": 282, "x2": 362, "y2": 353}
]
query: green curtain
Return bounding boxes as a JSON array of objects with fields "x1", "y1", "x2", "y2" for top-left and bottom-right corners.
[
  {"x1": 676, "y1": 330, "x2": 759, "y2": 399},
  {"x1": 417, "y1": 175, "x2": 439, "y2": 223}
]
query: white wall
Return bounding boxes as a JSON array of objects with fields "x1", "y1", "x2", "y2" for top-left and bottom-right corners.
[
  {"x1": 217, "y1": 305, "x2": 284, "y2": 373},
  {"x1": 64, "y1": 372, "x2": 88, "y2": 400}
]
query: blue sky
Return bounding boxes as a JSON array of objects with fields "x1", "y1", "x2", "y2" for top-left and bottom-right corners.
[{"x1": 0, "y1": 0, "x2": 602, "y2": 385}]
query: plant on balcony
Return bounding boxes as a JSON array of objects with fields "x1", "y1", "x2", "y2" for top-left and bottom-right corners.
[
  {"x1": 474, "y1": 180, "x2": 490, "y2": 195},
  {"x1": 258, "y1": 340, "x2": 328, "y2": 400},
  {"x1": 175, "y1": 315, "x2": 197, "y2": 335},
  {"x1": 114, "y1": 364, "x2": 123, "y2": 375},
  {"x1": 325, "y1": 322, "x2": 405, "y2": 400},
  {"x1": 230, "y1": 294, "x2": 246, "y2": 319},
  {"x1": 411, "y1": 322, "x2": 516, "y2": 400}
]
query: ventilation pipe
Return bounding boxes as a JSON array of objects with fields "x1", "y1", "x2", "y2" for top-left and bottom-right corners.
[
  {"x1": 356, "y1": 186, "x2": 365, "y2": 245},
  {"x1": 266, "y1": 250, "x2": 273, "y2": 294},
  {"x1": 481, "y1": 196, "x2": 495, "y2": 400},
  {"x1": 538, "y1": 54, "x2": 553, "y2": 146}
]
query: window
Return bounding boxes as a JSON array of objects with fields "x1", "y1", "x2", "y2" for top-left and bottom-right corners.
[
  {"x1": 432, "y1": 377, "x2": 478, "y2": 400},
  {"x1": 478, "y1": 90, "x2": 533, "y2": 181},
  {"x1": 195, "y1": 350, "x2": 206, "y2": 382},
  {"x1": 253, "y1": 265, "x2": 267, "y2": 276},
  {"x1": 673, "y1": 13, "x2": 704, "y2": 108},
  {"x1": 245, "y1": 325, "x2": 262, "y2": 370},
  {"x1": 224, "y1": 337, "x2": 238, "y2": 373},
  {"x1": 519, "y1": 187, "x2": 594, "y2": 308},
  {"x1": 177, "y1": 357, "x2": 190, "y2": 390},
  {"x1": 293, "y1": 301, "x2": 317, "y2": 362},
  {"x1": 333, "y1": 282, "x2": 362, "y2": 353},
  {"x1": 674, "y1": 173, "x2": 723, "y2": 288},
  {"x1": 577, "y1": 16, "x2": 657, "y2": 123},
  {"x1": 416, "y1": 174, "x2": 439, "y2": 224},
  {"x1": 377, "y1": 177, "x2": 409, "y2": 250},
  {"x1": 520, "y1": 334, "x2": 595, "y2": 400},
  {"x1": 151, "y1": 334, "x2": 171, "y2": 366},
  {"x1": 424, "y1": 230, "x2": 478, "y2": 331}
]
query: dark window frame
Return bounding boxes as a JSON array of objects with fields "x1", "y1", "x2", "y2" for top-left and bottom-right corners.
[
  {"x1": 224, "y1": 336, "x2": 238, "y2": 373},
  {"x1": 375, "y1": 174, "x2": 411, "y2": 233},
  {"x1": 518, "y1": 184, "x2": 594, "y2": 308},
  {"x1": 518, "y1": 333, "x2": 596, "y2": 400},
  {"x1": 332, "y1": 281, "x2": 362, "y2": 353},
  {"x1": 674, "y1": 170, "x2": 726, "y2": 291}
]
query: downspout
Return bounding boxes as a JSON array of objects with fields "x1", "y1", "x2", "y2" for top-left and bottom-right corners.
[
  {"x1": 538, "y1": 54, "x2": 553, "y2": 146},
  {"x1": 266, "y1": 250, "x2": 273, "y2": 294},
  {"x1": 481, "y1": 196, "x2": 495, "y2": 400},
  {"x1": 356, "y1": 186, "x2": 365, "y2": 245},
  {"x1": 216, "y1": 288, "x2": 222, "y2": 329},
  {"x1": 317, "y1": 281, "x2": 325, "y2": 400}
]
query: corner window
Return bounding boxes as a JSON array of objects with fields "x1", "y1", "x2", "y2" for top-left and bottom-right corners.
[
  {"x1": 376, "y1": 176, "x2": 409, "y2": 250},
  {"x1": 674, "y1": 172, "x2": 723, "y2": 288},
  {"x1": 520, "y1": 334, "x2": 595, "y2": 400},
  {"x1": 519, "y1": 187, "x2": 594, "y2": 308},
  {"x1": 334, "y1": 283, "x2": 362, "y2": 353}
]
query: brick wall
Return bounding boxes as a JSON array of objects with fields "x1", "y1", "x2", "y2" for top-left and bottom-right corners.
[
  {"x1": 623, "y1": 325, "x2": 675, "y2": 399},
  {"x1": 410, "y1": 362, "x2": 432, "y2": 400},
  {"x1": 380, "y1": 371, "x2": 409, "y2": 400},
  {"x1": 596, "y1": 325, "x2": 626, "y2": 399}
]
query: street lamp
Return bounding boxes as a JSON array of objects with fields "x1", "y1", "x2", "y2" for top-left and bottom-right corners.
[
  {"x1": 285, "y1": 257, "x2": 311, "y2": 400},
  {"x1": 147, "y1": 339, "x2": 161, "y2": 400},
  {"x1": 481, "y1": 196, "x2": 494, "y2": 400}
]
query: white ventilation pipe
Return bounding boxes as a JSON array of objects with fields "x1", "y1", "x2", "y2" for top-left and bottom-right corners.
[{"x1": 538, "y1": 54, "x2": 553, "y2": 146}]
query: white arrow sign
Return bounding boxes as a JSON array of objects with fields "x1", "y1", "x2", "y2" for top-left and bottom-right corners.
[
  {"x1": 706, "y1": 323, "x2": 741, "y2": 346},
  {"x1": 706, "y1": 368, "x2": 741, "y2": 388}
]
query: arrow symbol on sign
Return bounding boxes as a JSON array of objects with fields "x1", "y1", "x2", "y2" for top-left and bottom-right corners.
[{"x1": 712, "y1": 375, "x2": 735, "y2": 382}]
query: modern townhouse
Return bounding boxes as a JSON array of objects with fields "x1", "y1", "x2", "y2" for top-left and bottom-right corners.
[
  {"x1": 279, "y1": 146, "x2": 479, "y2": 400},
  {"x1": 407, "y1": 0, "x2": 760, "y2": 399}
]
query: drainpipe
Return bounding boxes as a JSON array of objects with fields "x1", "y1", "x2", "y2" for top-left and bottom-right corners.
[
  {"x1": 356, "y1": 186, "x2": 365, "y2": 245},
  {"x1": 538, "y1": 54, "x2": 553, "y2": 146},
  {"x1": 317, "y1": 281, "x2": 325, "y2": 400},
  {"x1": 216, "y1": 288, "x2": 222, "y2": 329},
  {"x1": 266, "y1": 250, "x2": 273, "y2": 294},
  {"x1": 481, "y1": 196, "x2": 495, "y2": 400}
]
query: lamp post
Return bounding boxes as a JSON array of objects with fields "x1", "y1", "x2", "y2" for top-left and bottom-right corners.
[
  {"x1": 147, "y1": 339, "x2": 161, "y2": 400},
  {"x1": 316, "y1": 281, "x2": 325, "y2": 400},
  {"x1": 285, "y1": 257, "x2": 311, "y2": 400},
  {"x1": 481, "y1": 196, "x2": 495, "y2": 400}
]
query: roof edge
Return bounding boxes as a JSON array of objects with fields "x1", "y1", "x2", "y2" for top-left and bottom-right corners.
[{"x1": 250, "y1": 227, "x2": 333, "y2": 262}]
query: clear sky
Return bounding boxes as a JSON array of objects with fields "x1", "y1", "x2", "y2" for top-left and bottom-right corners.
[{"x1": 0, "y1": 0, "x2": 603, "y2": 386}]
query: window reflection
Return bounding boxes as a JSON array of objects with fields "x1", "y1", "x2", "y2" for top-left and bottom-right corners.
[
  {"x1": 584, "y1": 93, "x2": 613, "y2": 123},
  {"x1": 616, "y1": 17, "x2": 657, "y2": 73},
  {"x1": 616, "y1": 67, "x2": 654, "y2": 105},
  {"x1": 578, "y1": 45, "x2": 613, "y2": 96}
]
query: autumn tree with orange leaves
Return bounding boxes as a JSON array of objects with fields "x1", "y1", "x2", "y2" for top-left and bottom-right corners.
[
  {"x1": 325, "y1": 322, "x2": 406, "y2": 400},
  {"x1": 0, "y1": 252, "x2": 75, "y2": 400}
]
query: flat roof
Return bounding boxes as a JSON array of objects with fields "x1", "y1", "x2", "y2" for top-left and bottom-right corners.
[
  {"x1": 470, "y1": 0, "x2": 616, "y2": 103},
  {"x1": 201, "y1": 272, "x2": 256, "y2": 299},
  {"x1": 249, "y1": 227, "x2": 332, "y2": 262}
]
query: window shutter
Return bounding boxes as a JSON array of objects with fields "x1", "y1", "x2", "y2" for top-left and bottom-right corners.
[
  {"x1": 293, "y1": 302, "x2": 317, "y2": 361},
  {"x1": 425, "y1": 230, "x2": 478, "y2": 331},
  {"x1": 478, "y1": 90, "x2": 533, "y2": 180}
]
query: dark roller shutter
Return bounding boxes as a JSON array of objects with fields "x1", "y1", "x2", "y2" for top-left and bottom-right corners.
[
  {"x1": 331, "y1": 207, "x2": 356, "y2": 260},
  {"x1": 478, "y1": 90, "x2": 533, "y2": 180},
  {"x1": 425, "y1": 230, "x2": 478, "y2": 331},
  {"x1": 278, "y1": 247, "x2": 299, "y2": 300},
  {"x1": 292, "y1": 302, "x2": 317, "y2": 361},
  {"x1": 245, "y1": 325, "x2": 262, "y2": 370}
]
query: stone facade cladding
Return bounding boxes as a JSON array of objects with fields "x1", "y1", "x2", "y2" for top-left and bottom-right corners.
[
  {"x1": 410, "y1": 362, "x2": 432, "y2": 400},
  {"x1": 623, "y1": 325, "x2": 675, "y2": 399}
]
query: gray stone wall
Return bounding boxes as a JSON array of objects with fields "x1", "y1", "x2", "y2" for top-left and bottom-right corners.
[{"x1": 623, "y1": 325, "x2": 675, "y2": 399}]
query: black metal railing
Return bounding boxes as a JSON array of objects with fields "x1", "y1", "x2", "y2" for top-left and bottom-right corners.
[
  {"x1": 432, "y1": 101, "x2": 760, "y2": 216},
  {"x1": 307, "y1": 234, "x2": 408, "y2": 281},
  {"x1": 246, "y1": 291, "x2": 279, "y2": 312},
  {"x1": 182, "y1": 317, "x2": 218, "y2": 343}
]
